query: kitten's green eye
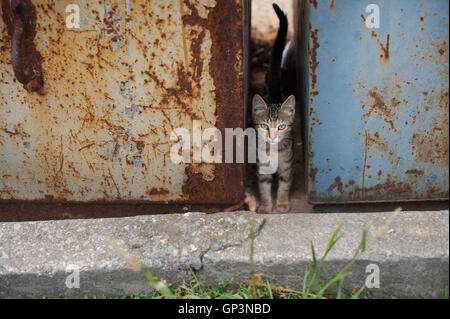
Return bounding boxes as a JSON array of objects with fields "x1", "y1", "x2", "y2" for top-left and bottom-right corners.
[
  {"x1": 260, "y1": 124, "x2": 269, "y2": 130},
  {"x1": 278, "y1": 124, "x2": 286, "y2": 130}
]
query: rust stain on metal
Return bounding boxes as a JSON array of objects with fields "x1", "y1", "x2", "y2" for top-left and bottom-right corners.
[
  {"x1": 1, "y1": 0, "x2": 44, "y2": 93},
  {"x1": 308, "y1": 24, "x2": 320, "y2": 93},
  {"x1": 419, "y1": 10, "x2": 428, "y2": 31},
  {"x1": 437, "y1": 41, "x2": 448, "y2": 57},
  {"x1": 346, "y1": 177, "x2": 414, "y2": 202},
  {"x1": 328, "y1": 176, "x2": 344, "y2": 193},
  {"x1": 362, "y1": 130, "x2": 368, "y2": 196},
  {"x1": 329, "y1": 0, "x2": 335, "y2": 10},
  {"x1": 366, "y1": 131, "x2": 388, "y2": 153},
  {"x1": 410, "y1": 89, "x2": 449, "y2": 165},
  {"x1": 377, "y1": 170, "x2": 383, "y2": 181},
  {"x1": 379, "y1": 34, "x2": 390, "y2": 61},
  {"x1": 429, "y1": 40, "x2": 448, "y2": 65},
  {"x1": 363, "y1": 88, "x2": 397, "y2": 132},
  {"x1": 363, "y1": 23, "x2": 390, "y2": 63},
  {"x1": 178, "y1": 0, "x2": 189, "y2": 70},
  {"x1": 309, "y1": 0, "x2": 318, "y2": 10},
  {"x1": 309, "y1": 167, "x2": 318, "y2": 182},
  {"x1": 370, "y1": 31, "x2": 390, "y2": 62},
  {"x1": 146, "y1": 187, "x2": 170, "y2": 196},
  {"x1": 391, "y1": 97, "x2": 401, "y2": 107},
  {"x1": 177, "y1": 0, "x2": 245, "y2": 204},
  {"x1": 405, "y1": 169, "x2": 424, "y2": 177}
]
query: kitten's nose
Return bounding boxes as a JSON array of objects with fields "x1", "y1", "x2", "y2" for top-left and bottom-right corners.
[{"x1": 269, "y1": 128, "x2": 278, "y2": 142}]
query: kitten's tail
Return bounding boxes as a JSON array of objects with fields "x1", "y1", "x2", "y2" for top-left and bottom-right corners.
[{"x1": 268, "y1": 3, "x2": 288, "y2": 102}]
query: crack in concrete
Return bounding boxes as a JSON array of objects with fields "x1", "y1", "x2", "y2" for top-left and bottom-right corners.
[{"x1": 192, "y1": 217, "x2": 266, "y2": 274}]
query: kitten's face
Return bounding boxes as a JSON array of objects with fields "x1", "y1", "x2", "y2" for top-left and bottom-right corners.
[{"x1": 252, "y1": 94, "x2": 296, "y2": 145}]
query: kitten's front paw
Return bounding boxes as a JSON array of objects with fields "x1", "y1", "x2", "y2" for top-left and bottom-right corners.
[
  {"x1": 276, "y1": 201, "x2": 291, "y2": 213},
  {"x1": 257, "y1": 205, "x2": 272, "y2": 214}
]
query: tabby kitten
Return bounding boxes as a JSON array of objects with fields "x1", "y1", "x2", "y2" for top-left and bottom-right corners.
[{"x1": 252, "y1": 4, "x2": 296, "y2": 214}]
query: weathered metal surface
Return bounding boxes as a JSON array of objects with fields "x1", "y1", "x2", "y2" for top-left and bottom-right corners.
[
  {"x1": 300, "y1": 0, "x2": 449, "y2": 203},
  {"x1": 0, "y1": 0, "x2": 245, "y2": 204},
  {"x1": 1, "y1": 0, "x2": 44, "y2": 93}
]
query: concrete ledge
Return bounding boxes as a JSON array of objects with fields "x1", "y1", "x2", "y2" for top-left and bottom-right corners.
[{"x1": 0, "y1": 211, "x2": 448, "y2": 298}]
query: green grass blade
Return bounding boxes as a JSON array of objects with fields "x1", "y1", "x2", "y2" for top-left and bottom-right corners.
[
  {"x1": 350, "y1": 285, "x2": 366, "y2": 299},
  {"x1": 302, "y1": 265, "x2": 311, "y2": 298},
  {"x1": 336, "y1": 277, "x2": 345, "y2": 299},
  {"x1": 265, "y1": 279, "x2": 274, "y2": 299}
]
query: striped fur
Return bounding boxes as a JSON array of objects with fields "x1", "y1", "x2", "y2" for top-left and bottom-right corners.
[{"x1": 253, "y1": 94, "x2": 295, "y2": 214}]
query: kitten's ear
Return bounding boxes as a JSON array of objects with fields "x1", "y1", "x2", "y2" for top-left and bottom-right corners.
[
  {"x1": 252, "y1": 94, "x2": 267, "y2": 115},
  {"x1": 280, "y1": 95, "x2": 295, "y2": 116}
]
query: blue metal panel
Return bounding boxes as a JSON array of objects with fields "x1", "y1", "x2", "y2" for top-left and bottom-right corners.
[{"x1": 304, "y1": 0, "x2": 449, "y2": 203}]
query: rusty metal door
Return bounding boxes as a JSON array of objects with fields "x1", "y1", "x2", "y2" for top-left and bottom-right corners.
[
  {"x1": 300, "y1": 0, "x2": 449, "y2": 203},
  {"x1": 0, "y1": 0, "x2": 246, "y2": 205}
]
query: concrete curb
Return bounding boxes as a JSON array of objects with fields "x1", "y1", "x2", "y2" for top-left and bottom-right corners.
[{"x1": 0, "y1": 211, "x2": 448, "y2": 298}]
